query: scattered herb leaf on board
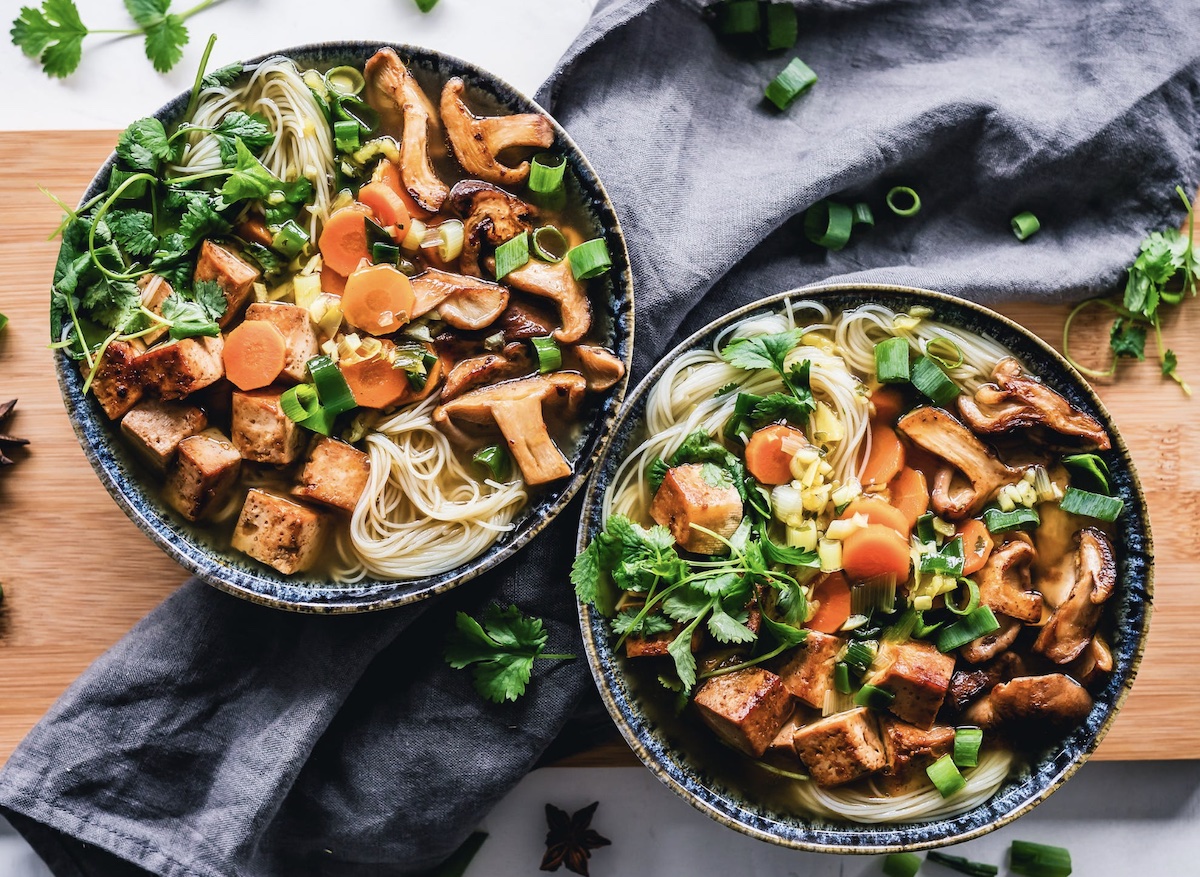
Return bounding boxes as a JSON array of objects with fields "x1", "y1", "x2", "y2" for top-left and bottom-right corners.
[
  {"x1": 540, "y1": 802, "x2": 611, "y2": 876},
  {"x1": 445, "y1": 604, "x2": 575, "y2": 704}
]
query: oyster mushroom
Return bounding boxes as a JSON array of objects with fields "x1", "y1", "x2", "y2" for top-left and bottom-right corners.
[
  {"x1": 504, "y1": 258, "x2": 591, "y2": 343},
  {"x1": 896, "y1": 406, "x2": 1022, "y2": 519},
  {"x1": 962, "y1": 673, "x2": 1093, "y2": 729},
  {"x1": 1034, "y1": 527, "x2": 1117, "y2": 664},
  {"x1": 958, "y1": 357, "x2": 1110, "y2": 449},
  {"x1": 449, "y1": 179, "x2": 537, "y2": 277},
  {"x1": 1071, "y1": 632, "x2": 1114, "y2": 687},
  {"x1": 410, "y1": 268, "x2": 509, "y2": 330},
  {"x1": 364, "y1": 48, "x2": 449, "y2": 213},
  {"x1": 571, "y1": 344, "x2": 626, "y2": 391},
  {"x1": 441, "y1": 344, "x2": 533, "y2": 402},
  {"x1": 974, "y1": 539, "x2": 1044, "y2": 623},
  {"x1": 433, "y1": 372, "x2": 586, "y2": 484},
  {"x1": 441, "y1": 77, "x2": 554, "y2": 186},
  {"x1": 960, "y1": 615, "x2": 1021, "y2": 665}
]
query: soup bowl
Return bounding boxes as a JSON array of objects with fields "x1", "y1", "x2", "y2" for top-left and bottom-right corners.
[
  {"x1": 54, "y1": 42, "x2": 633, "y2": 613},
  {"x1": 576, "y1": 283, "x2": 1151, "y2": 852}
]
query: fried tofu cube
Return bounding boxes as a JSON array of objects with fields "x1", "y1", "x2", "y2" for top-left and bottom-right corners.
[
  {"x1": 649, "y1": 463, "x2": 744, "y2": 555},
  {"x1": 138, "y1": 274, "x2": 174, "y2": 346},
  {"x1": 231, "y1": 388, "x2": 306, "y2": 465},
  {"x1": 245, "y1": 302, "x2": 319, "y2": 383},
  {"x1": 119, "y1": 399, "x2": 207, "y2": 470},
  {"x1": 137, "y1": 335, "x2": 225, "y2": 400},
  {"x1": 791, "y1": 708, "x2": 887, "y2": 787},
  {"x1": 87, "y1": 338, "x2": 146, "y2": 420},
  {"x1": 765, "y1": 711, "x2": 802, "y2": 760},
  {"x1": 195, "y1": 240, "x2": 260, "y2": 327},
  {"x1": 879, "y1": 717, "x2": 956, "y2": 777},
  {"x1": 622, "y1": 623, "x2": 705, "y2": 658},
  {"x1": 775, "y1": 630, "x2": 842, "y2": 708},
  {"x1": 231, "y1": 488, "x2": 329, "y2": 574},
  {"x1": 693, "y1": 668, "x2": 793, "y2": 757},
  {"x1": 866, "y1": 641, "x2": 955, "y2": 729},
  {"x1": 164, "y1": 431, "x2": 242, "y2": 521},
  {"x1": 292, "y1": 436, "x2": 370, "y2": 511}
]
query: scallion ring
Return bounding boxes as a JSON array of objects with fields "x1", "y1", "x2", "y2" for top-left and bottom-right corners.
[
  {"x1": 925, "y1": 335, "x2": 965, "y2": 369},
  {"x1": 852, "y1": 201, "x2": 875, "y2": 227},
  {"x1": 1011, "y1": 211, "x2": 1041, "y2": 241},
  {"x1": 494, "y1": 231, "x2": 531, "y2": 279},
  {"x1": 567, "y1": 238, "x2": 612, "y2": 280},
  {"x1": 306, "y1": 355, "x2": 357, "y2": 415},
  {"x1": 926, "y1": 753, "x2": 966, "y2": 798},
  {"x1": 532, "y1": 225, "x2": 568, "y2": 263},
  {"x1": 945, "y1": 577, "x2": 981, "y2": 616},
  {"x1": 886, "y1": 186, "x2": 921, "y2": 217},
  {"x1": 325, "y1": 65, "x2": 366, "y2": 96},
  {"x1": 280, "y1": 383, "x2": 321, "y2": 423},
  {"x1": 528, "y1": 153, "x2": 566, "y2": 196},
  {"x1": 804, "y1": 200, "x2": 854, "y2": 251},
  {"x1": 532, "y1": 335, "x2": 562, "y2": 373}
]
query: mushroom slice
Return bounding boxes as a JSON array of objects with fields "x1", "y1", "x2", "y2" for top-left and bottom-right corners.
[
  {"x1": 504, "y1": 258, "x2": 592, "y2": 343},
  {"x1": 441, "y1": 344, "x2": 533, "y2": 402},
  {"x1": 364, "y1": 48, "x2": 449, "y2": 213},
  {"x1": 990, "y1": 674, "x2": 1094, "y2": 725},
  {"x1": 958, "y1": 357, "x2": 1110, "y2": 449},
  {"x1": 441, "y1": 77, "x2": 554, "y2": 186},
  {"x1": 975, "y1": 539, "x2": 1044, "y2": 623},
  {"x1": 1034, "y1": 527, "x2": 1117, "y2": 664},
  {"x1": 434, "y1": 373, "x2": 586, "y2": 485},
  {"x1": 896, "y1": 406, "x2": 1022, "y2": 519},
  {"x1": 572, "y1": 344, "x2": 626, "y2": 391},
  {"x1": 960, "y1": 615, "x2": 1021, "y2": 665},
  {"x1": 449, "y1": 180, "x2": 537, "y2": 277},
  {"x1": 411, "y1": 268, "x2": 509, "y2": 330}
]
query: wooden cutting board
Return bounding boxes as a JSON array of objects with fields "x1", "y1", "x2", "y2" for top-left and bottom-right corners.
[{"x1": 0, "y1": 132, "x2": 1195, "y2": 767}]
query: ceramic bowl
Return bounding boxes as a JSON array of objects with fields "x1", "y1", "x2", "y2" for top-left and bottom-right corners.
[
  {"x1": 54, "y1": 42, "x2": 634, "y2": 613},
  {"x1": 577, "y1": 284, "x2": 1151, "y2": 852}
]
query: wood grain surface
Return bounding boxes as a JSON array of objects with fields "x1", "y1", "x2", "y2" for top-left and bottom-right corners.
[{"x1": 1, "y1": 132, "x2": 1196, "y2": 767}]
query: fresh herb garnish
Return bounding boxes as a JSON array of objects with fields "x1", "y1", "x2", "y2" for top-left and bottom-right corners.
[
  {"x1": 445, "y1": 604, "x2": 575, "y2": 704},
  {"x1": 160, "y1": 279, "x2": 226, "y2": 339},
  {"x1": 720, "y1": 330, "x2": 815, "y2": 416},
  {"x1": 540, "y1": 802, "x2": 611, "y2": 877}
]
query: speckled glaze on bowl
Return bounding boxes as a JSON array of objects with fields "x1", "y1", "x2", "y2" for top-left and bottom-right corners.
[
  {"x1": 577, "y1": 284, "x2": 1152, "y2": 852},
  {"x1": 55, "y1": 42, "x2": 634, "y2": 613}
]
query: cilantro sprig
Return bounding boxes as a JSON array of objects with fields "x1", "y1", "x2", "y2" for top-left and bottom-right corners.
[
  {"x1": 718, "y1": 330, "x2": 816, "y2": 435},
  {"x1": 12, "y1": 0, "x2": 223, "y2": 78},
  {"x1": 445, "y1": 605, "x2": 575, "y2": 704}
]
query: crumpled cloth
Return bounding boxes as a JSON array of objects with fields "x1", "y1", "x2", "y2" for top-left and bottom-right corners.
[{"x1": 3, "y1": 1, "x2": 1199, "y2": 874}]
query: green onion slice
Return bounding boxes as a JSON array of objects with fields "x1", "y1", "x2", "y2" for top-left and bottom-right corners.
[
  {"x1": 886, "y1": 186, "x2": 921, "y2": 217},
  {"x1": 333, "y1": 93, "x2": 379, "y2": 134},
  {"x1": 937, "y1": 605, "x2": 1001, "y2": 653},
  {"x1": 531, "y1": 225, "x2": 568, "y2": 263},
  {"x1": 911, "y1": 355, "x2": 961, "y2": 404},
  {"x1": 568, "y1": 238, "x2": 612, "y2": 280},
  {"x1": 1062, "y1": 453, "x2": 1111, "y2": 494},
  {"x1": 271, "y1": 220, "x2": 310, "y2": 259},
  {"x1": 925, "y1": 335, "x2": 965, "y2": 369},
  {"x1": 716, "y1": 0, "x2": 760, "y2": 35},
  {"x1": 372, "y1": 241, "x2": 400, "y2": 266},
  {"x1": 298, "y1": 405, "x2": 338, "y2": 437},
  {"x1": 392, "y1": 344, "x2": 437, "y2": 390},
  {"x1": 927, "y1": 850, "x2": 999, "y2": 876},
  {"x1": 280, "y1": 383, "x2": 320, "y2": 423},
  {"x1": 473, "y1": 445, "x2": 511, "y2": 481},
  {"x1": 333, "y1": 119, "x2": 360, "y2": 153},
  {"x1": 804, "y1": 200, "x2": 854, "y2": 251},
  {"x1": 1011, "y1": 211, "x2": 1041, "y2": 242},
  {"x1": 1059, "y1": 487, "x2": 1124, "y2": 522},
  {"x1": 982, "y1": 506, "x2": 1040, "y2": 533},
  {"x1": 532, "y1": 336, "x2": 562, "y2": 373},
  {"x1": 365, "y1": 216, "x2": 394, "y2": 249},
  {"x1": 494, "y1": 231, "x2": 531, "y2": 280},
  {"x1": 325, "y1": 65, "x2": 365, "y2": 96},
  {"x1": 915, "y1": 513, "x2": 936, "y2": 544},
  {"x1": 853, "y1": 684, "x2": 895, "y2": 709},
  {"x1": 945, "y1": 577, "x2": 981, "y2": 617},
  {"x1": 852, "y1": 201, "x2": 875, "y2": 227},
  {"x1": 763, "y1": 3, "x2": 798, "y2": 50},
  {"x1": 883, "y1": 852, "x2": 922, "y2": 877},
  {"x1": 764, "y1": 57, "x2": 818, "y2": 111},
  {"x1": 1010, "y1": 840, "x2": 1072, "y2": 877},
  {"x1": 926, "y1": 753, "x2": 966, "y2": 798},
  {"x1": 919, "y1": 536, "x2": 965, "y2": 576},
  {"x1": 307, "y1": 355, "x2": 357, "y2": 415},
  {"x1": 528, "y1": 153, "x2": 566, "y2": 196},
  {"x1": 842, "y1": 640, "x2": 877, "y2": 675},
  {"x1": 833, "y1": 662, "x2": 851, "y2": 694},
  {"x1": 953, "y1": 726, "x2": 983, "y2": 768},
  {"x1": 912, "y1": 610, "x2": 943, "y2": 638},
  {"x1": 724, "y1": 391, "x2": 766, "y2": 440}
]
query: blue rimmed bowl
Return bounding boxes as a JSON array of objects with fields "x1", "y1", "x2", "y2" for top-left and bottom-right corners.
[
  {"x1": 576, "y1": 283, "x2": 1151, "y2": 852},
  {"x1": 54, "y1": 42, "x2": 634, "y2": 613}
]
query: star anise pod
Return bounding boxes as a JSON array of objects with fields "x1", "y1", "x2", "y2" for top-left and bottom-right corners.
[
  {"x1": 0, "y1": 400, "x2": 29, "y2": 467},
  {"x1": 540, "y1": 801, "x2": 611, "y2": 876}
]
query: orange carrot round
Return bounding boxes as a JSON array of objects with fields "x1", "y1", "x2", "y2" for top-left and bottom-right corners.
[
  {"x1": 839, "y1": 497, "x2": 911, "y2": 538},
  {"x1": 842, "y1": 524, "x2": 911, "y2": 581},
  {"x1": 861, "y1": 421, "x2": 906, "y2": 486},
  {"x1": 888, "y1": 466, "x2": 930, "y2": 528},
  {"x1": 318, "y1": 204, "x2": 373, "y2": 277},
  {"x1": 321, "y1": 264, "x2": 349, "y2": 296},
  {"x1": 340, "y1": 342, "x2": 441, "y2": 409},
  {"x1": 806, "y1": 572, "x2": 852, "y2": 633},
  {"x1": 341, "y1": 264, "x2": 416, "y2": 336},
  {"x1": 373, "y1": 160, "x2": 433, "y2": 220},
  {"x1": 745, "y1": 423, "x2": 809, "y2": 485},
  {"x1": 222, "y1": 320, "x2": 287, "y2": 391},
  {"x1": 870, "y1": 386, "x2": 906, "y2": 424},
  {"x1": 958, "y1": 518, "x2": 995, "y2": 575},
  {"x1": 357, "y1": 182, "x2": 410, "y2": 239}
]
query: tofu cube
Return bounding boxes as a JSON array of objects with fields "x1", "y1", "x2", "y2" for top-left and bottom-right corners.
[
  {"x1": 649, "y1": 463, "x2": 744, "y2": 555},
  {"x1": 623, "y1": 623, "x2": 704, "y2": 659},
  {"x1": 137, "y1": 335, "x2": 225, "y2": 400},
  {"x1": 195, "y1": 240, "x2": 260, "y2": 327},
  {"x1": 246, "y1": 302, "x2": 319, "y2": 383},
  {"x1": 791, "y1": 708, "x2": 887, "y2": 787},
  {"x1": 231, "y1": 488, "x2": 330, "y2": 574},
  {"x1": 232, "y1": 388, "x2": 306, "y2": 465},
  {"x1": 775, "y1": 630, "x2": 842, "y2": 708},
  {"x1": 879, "y1": 717, "x2": 956, "y2": 776},
  {"x1": 138, "y1": 274, "x2": 174, "y2": 346},
  {"x1": 693, "y1": 668, "x2": 793, "y2": 757},
  {"x1": 292, "y1": 436, "x2": 370, "y2": 511},
  {"x1": 765, "y1": 711, "x2": 802, "y2": 760},
  {"x1": 865, "y1": 641, "x2": 955, "y2": 729},
  {"x1": 87, "y1": 338, "x2": 145, "y2": 420},
  {"x1": 164, "y1": 431, "x2": 242, "y2": 521},
  {"x1": 120, "y1": 399, "x2": 207, "y2": 470}
]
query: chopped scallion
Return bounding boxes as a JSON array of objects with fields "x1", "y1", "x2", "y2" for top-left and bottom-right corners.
[
  {"x1": 271, "y1": 220, "x2": 310, "y2": 259},
  {"x1": 763, "y1": 2, "x2": 798, "y2": 50},
  {"x1": 911, "y1": 355, "x2": 961, "y2": 404},
  {"x1": 333, "y1": 119, "x2": 360, "y2": 152},
  {"x1": 532, "y1": 225, "x2": 568, "y2": 263},
  {"x1": 1062, "y1": 453, "x2": 1111, "y2": 494},
  {"x1": 280, "y1": 383, "x2": 320, "y2": 423},
  {"x1": 926, "y1": 336, "x2": 965, "y2": 369},
  {"x1": 473, "y1": 445, "x2": 511, "y2": 481},
  {"x1": 325, "y1": 65, "x2": 365, "y2": 97},
  {"x1": 0, "y1": 313, "x2": 7, "y2": 332},
  {"x1": 886, "y1": 186, "x2": 922, "y2": 217},
  {"x1": 937, "y1": 605, "x2": 1000, "y2": 653},
  {"x1": 834, "y1": 661, "x2": 851, "y2": 694},
  {"x1": 883, "y1": 853, "x2": 921, "y2": 877},
  {"x1": 804, "y1": 200, "x2": 854, "y2": 251},
  {"x1": 842, "y1": 640, "x2": 877, "y2": 675},
  {"x1": 372, "y1": 241, "x2": 400, "y2": 266},
  {"x1": 852, "y1": 202, "x2": 875, "y2": 227},
  {"x1": 926, "y1": 754, "x2": 966, "y2": 798},
  {"x1": 953, "y1": 726, "x2": 983, "y2": 768},
  {"x1": 532, "y1": 336, "x2": 562, "y2": 373},
  {"x1": 724, "y1": 391, "x2": 766, "y2": 440},
  {"x1": 307, "y1": 355, "x2": 357, "y2": 415},
  {"x1": 944, "y1": 577, "x2": 980, "y2": 617},
  {"x1": 916, "y1": 512, "x2": 936, "y2": 544},
  {"x1": 919, "y1": 536, "x2": 965, "y2": 576},
  {"x1": 927, "y1": 850, "x2": 998, "y2": 876},
  {"x1": 875, "y1": 336, "x2": 911, "y2": 383},
  {"x1": 853, "y1": 684, "x2": 895, "y2": 709},
  {"x1": 716, "y1": 0, "x2": 760, "y2": 35},
  {"x1": 1011, "y1": 211, "x2": 1041, "y2": 242},
  {"x1": 1059, "y1": 487, "x2": 1124, "y2": 522},
  {"x1": 764, "y1": 57, "x2": 818, "y2": 111},
  {"x1": 568, "y1": 238, "x2": 613, "y2": 280},
  {"x1": 981, "y1": 506, "x2": 1040, "y2": 533},
  {"x1": 1009, "y1": 840, "x2": 1072, "y2": 877},
  {"x1": 495, "y1": 231, "x2": 530, "y2": 280},
  {"x1": 529, "y1": 153, "x2": 566, "y2": 196}
]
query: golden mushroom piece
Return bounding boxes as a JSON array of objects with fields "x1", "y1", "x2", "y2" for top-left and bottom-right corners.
[
  {"x1": 441, "y1": 76, "x2": 555, "y2": 186},
  {"x1": 504, "y1": 257, "x2": 592, "y2": 344},
  {"x1": 449, "y1": 179, "x2": 538, "y2": 278}
]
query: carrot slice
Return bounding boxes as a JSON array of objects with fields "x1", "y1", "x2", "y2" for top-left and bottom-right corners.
[
  {"x1": 373, "y1": 160, "x2": 433, "y2": 220},
  {"x1": 341, "y1": 264, "x2": 416, "y2": 336},
  {"x1": 888, "y1": 466, "x2": 930, "y2": 528},
  {"x1": 958, "y1": 518, "x2": 995, "y2": 576},
  {"x1": 318, "y1": 204, "x2": 373, "y2": 276},
  {"x1": 861, "y1": 421, "x2": 906, "y2": 486},
  {"x1": 870, "y1": 386, "x2": 906, "y2": 424},
  {"x1": 745, "y1": 423, "x2": 809, "y2": 485},
  {"x1": 357, "y1": 182, "x2": 411, "y2": 239},
  {"x1": 223, "y1": 320, "x2": 287, "y2": 391},
  {"x1": 806, "y1": 572, "x2": 852, "y2": 633},
  {"x1": 340, "y1": 343, "x2": 441, "y2": 409},
  {"x1": 320, "y1": 264, "x2": 349, "y2": 296},
  {"x1": 842, "y1": 523, "x2": 912, "y2": 581},
  {"x1": 839, "y1": 497, "x2": 911, "y2": 538}
]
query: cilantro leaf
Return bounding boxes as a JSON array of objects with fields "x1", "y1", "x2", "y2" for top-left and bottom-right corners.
[
  {"x1": 164, "y1": 188, "x2": 230, "y2": 249},
  {"x1": 612, "y1": 610, "x2": 673, "y2": 638},
  {"x1": 758, "y1": 610, "x2": 807, "y2": 649},
  {"x1": 11, "y1": 0, "x2": 88, "y2": 78},
  {"x1": 648, "y1": 457, "x2": 670, "y2": 492},
  {"x1": 570, "y1": 540, "x2": 603, "y2": 603},
  {"x1": 1163, "y1": 348, "x2": 1178, "y2": 376},
  {"x1": 221, "y1": 138, "x2": 283, "y2": 203},
  {"x1": 212, "y1": 111, "x2": 274, "y2": 164},
  {"x1": 714, "y1": 382, "x2": 739, "y2": 397},
  {"x1": 720, "y1": 329, "x2": 802, "y2": 374},
  {"x1": 752, "y1": 391, "x2": 813, "y2": 425},
  {"x1": 82, "y1": 276, "x2": 142, "y2": 333},
  {"x1": 107, "y1": 209, "x2": 159, "y2": 257},
  {"x1": 241, "y1": 241, "x2": 285, "y2": 276},
  {"x1": 116, "y1": 118, "x2": 173, "y2": 171},
  {"x1": 707, "y1": 602, "x2": 757, "y2": 644},
  {"x1": 142, "y1": 12, "x2": 187, "y2": 74},
  {"x1": 667, "y1": 627, "x2": 698, "y2": 692},
  {"x1": 1110, "y1": 318, "x2": 1146, "y2": 360},
  {"x1": 161, "y1": 279, "x2": 226, "y2": 340},
  {"x1": 663, "y1": 588, "x2": 713, "y2": 624},
  {"x1": 201, "y1": 61, "x2": 242, "y2": 88},
  {"x1": 445, "y1": 604, "x2": 572, "y2": 704},
  {"x1": 668, "y1": 430, "x2": 747, "y2": 500}
]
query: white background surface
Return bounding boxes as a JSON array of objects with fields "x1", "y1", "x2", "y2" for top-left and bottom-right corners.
[{"x1": 1, "y1": 0, "x2": 1198, "y2": 874}]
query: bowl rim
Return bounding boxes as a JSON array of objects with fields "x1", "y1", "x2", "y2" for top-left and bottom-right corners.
[
  {"x1": 575, "y1": 281, "x2": 1154, "y2": 853},
  {"x1": 54, "y1": 40, "x2": 635, "y2": 614}
]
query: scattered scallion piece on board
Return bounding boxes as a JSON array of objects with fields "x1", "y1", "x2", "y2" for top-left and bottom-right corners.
[
  {"x1": 1062, "y1": 453, "x2": 1111, "y2": 494},
  {"x1": 1059, "y1": 486, "x2": 1124, "y2": 521},
  {"x1": 804, "y1": 200, "x2": 854, "y2": 250},
  {"x1": 886, "y1": 186, "x2": 922, "y2": 217},
  {"x1": 953, "y1": 726, "x2": 983, "y2": 767},
  {"x1": 0, "y1": 313, "x2": 7, "y2": 332},
  {"x1": 532, "y1": 336, "x2": 562, "y2": 373},
  {"x1": 936, "y1": 605, "x2": 1000, "y2": 652},
  {"x1": 1011, "y1": 211, "x2": 1041, "y2": 241},
  {"x1": 716, "y1": 0, "x2": 761, "y2": 35},
  {"x1": 472, "y1": 445, "x2": 510, "y2": 481},
  {"x1": 883, "y1": 852, "x2": 922, "y2": 877},
  {"x1": 1009, "y1": 840, "x2": 1072, "y2": 877},
  {"x1": 763, "y1": 2, "x2": 798, "y2": 50},
  {"x1": 568, "y1": 238, "x2": 612, "y2": 280},
  {"x1": 764, "y1": 57, "x2": 818, "y2": 111},
  {"x1": 495, "y1": 231, "x2": 531, "y2": 279},
  {"x1": 926, "y1": 850, "x2": 999, "y2": 876},
  {"x1": 852, "y1": 201, "x2": 875, "y2": 227},
  {"x1": 925, "y1": 754, "x2": 966, "y2": 798},
  {"x1": 981, "y1": 506, "x2": 1040, "y2": 533},
  {"x1": 911, "y1": 355, "x2": 960, "y2": 404}
]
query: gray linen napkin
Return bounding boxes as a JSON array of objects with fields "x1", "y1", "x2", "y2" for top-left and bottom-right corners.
[{"x1": 3, "y1": 1, "x2": 1199, "y2": 875}]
